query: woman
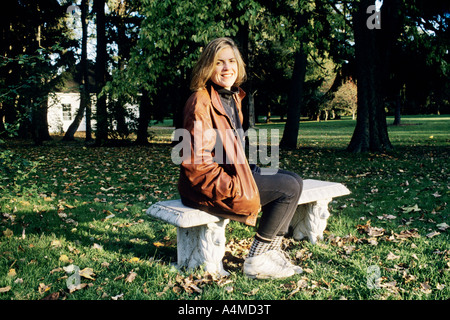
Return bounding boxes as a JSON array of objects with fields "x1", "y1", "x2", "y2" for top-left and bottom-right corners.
[{"x1": 178, "y1": 37, "x2": 303, "y2": 279}]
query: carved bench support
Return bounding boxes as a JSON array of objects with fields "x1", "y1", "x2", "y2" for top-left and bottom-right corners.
[
  {"x1": 177, "y1": 219, "x2": 230, "y2": 276},
  {"x1": 289, "y1": 198, "x2": 331, "y2": 244}
]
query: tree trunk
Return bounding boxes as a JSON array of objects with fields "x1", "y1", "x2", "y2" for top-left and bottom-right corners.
[
  {"x1": 135, "y1": 89, "x2": 151, "y2": 145},
  {"x1": 280, "y1": 11, "x2": 308, "y2": 150},
  {"x1": 82, "y1": 0, "x2": 93, "y2": 142},
  {"x1": 392, "y1": 93, "x2": 402, "y2": 125},
  {"x1": 347, "y1": 0, "x2": 394, "y2": 153},
  {"x1": 94, "y1": 0, "x2": 108, "y2": 145},
  {"x1": 32, "y1": 98, "x2": 52, "y2": 145},
  {"x1": 279, "y1": 49, "x2": 307, "y2": 149},
  {"x1": 62, "y1": 91, "x2": 89, "y2": 141},
  {"x1": 63, "y1": 0, "x2": 91, "y2": 141}
]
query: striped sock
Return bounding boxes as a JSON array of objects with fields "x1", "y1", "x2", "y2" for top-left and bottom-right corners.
[
  {"x1": 268, "y1": 236, "x2": 284, "y2": 251},
  {"x1": 247, "y1": 236, "x2": 272, "y2": 258}
]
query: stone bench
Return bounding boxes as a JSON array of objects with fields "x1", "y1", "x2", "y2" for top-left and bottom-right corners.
[{"x1": 146, "y1": 179, "x2": 350, "y2": 276}]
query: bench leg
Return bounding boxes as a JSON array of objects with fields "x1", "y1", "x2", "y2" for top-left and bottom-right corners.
[
  {"x1": 177, "y1": 218, "x2": 230, "y2": 277},
  {"x1": 290, "y1": 199, "x2": 331, "y2": 244}
]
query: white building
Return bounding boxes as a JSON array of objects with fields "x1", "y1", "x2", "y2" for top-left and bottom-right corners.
[
  {"x1": 47, "y1": 92, "x2": 96, "y2": 133},
  {"x1": 47, "y1": 74, "x2": 139, "y2": 134}
]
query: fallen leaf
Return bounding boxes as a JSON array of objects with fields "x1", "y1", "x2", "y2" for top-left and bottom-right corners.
[
  {"x1": 420, "y1": 282, "x2": 432, "y2": 294},
  {"x1": 79, "y1": 268, "x2": 96, "y2": 280},
  {"x1": 379, "y1": 280, "x2": 399, "y2": 293},
  {"x1": 153, "y1": 241, "x2": 165, "y2": 247},
  {"x1": 432, "y1": 192, "x2": 441, "y2": 198},
  {"x1": 243, "y1": 288, "x2": 260, "y2": 296},
  {"x1": 402, "y1": 271, "x2": 416, "y2": 283},
  {"x1": 7, "y1": 269, "x2": 16, "y2": 278},
  {"x1": 224, "y1": 286, "x2": 233, "y2": 293},
  {"x1": 3, "y1": 228, "x2": 13, "y2": 238},
  {"x1": 50, "y1": 267, "x2": 63, "y2": 274},
  {"x1": 339, "y1": 283, "x2": 352, "y2": 290},
  {"x1": 436, "y1": 222, "x2": 449, "y2": 231},
  {"x1": 303, "y1": 268, "x2": 314, "y2": 274},
  {"x1": 401, "y1": 204, "x2": 421, "y2": 213},
  {"x1": 50, "y1": 240, "x2": 62, "y2": 247},
  {"x1": 125, "y1": 271, "x2": 137, "y2": 283},
  {"x1": 356, "y1": 221, "x2": 384, "y2": 237},
  {"x1": 426, "y1": 231, "x2": 440, "y2": 238},
  {"x1": 343, "y1": 245, "x2": 356, "y2": 255},
  {"x1": 41, "y1": 292, "x2": 60, "y2": 300},
  {"x1": 114, "y1": 274, "x2": 125, "y2": 281},
  {"x1": 111, "y1": 293, "x2": 124, "y2": 300},
  {"x1": 59, "y1": 254, "x2": 71, "y2": 263},
  {"x1": 92, "y1": 243, "x2": 103, "y2": 250},
  {"x1": 394, "y1": 229, "x2": 420, "y2": 240},
  {"x1": 387, "y1": 252, "x2": 400, "y2": 260},
  {"x1": 436, "y1": 283, "x2": 445, "y2": 290},
  {"x1": 172, "y1": 286, "x2": 182, "y2": 294},
  {"x1": 0, "y1": 286, "x2": 11, "y2": 293},
  {"x1": 38, "y1": 283, "x2": 51, "y2": 294}
]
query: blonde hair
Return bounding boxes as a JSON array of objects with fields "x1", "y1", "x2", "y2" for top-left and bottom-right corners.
[{"x1": 190, "y1": 37, "x2": 246, "y2": 91}]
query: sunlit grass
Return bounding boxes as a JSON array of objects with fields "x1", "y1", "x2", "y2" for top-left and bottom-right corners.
[{"x1": 0, "y1": 115, "x2": 448, "y2": 301}]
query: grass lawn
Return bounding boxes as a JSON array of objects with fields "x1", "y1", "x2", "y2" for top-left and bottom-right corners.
[{"x1": 0, "y1": 115, "x2": 448, "y2": 301}]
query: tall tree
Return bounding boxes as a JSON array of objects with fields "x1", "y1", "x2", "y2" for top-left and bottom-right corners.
[
  {"x1": 63, "y1": 0, "x2": 91, "y2": 142},
  {"x1": 279, "y1": 1, "x2": 314, "y2": 149},
  {"x1": 347, "y1": 0, "x2": 401, "y2": 152},
  {"x1": 279, "y1": 43, "x2": 308, "y2": 149},
  {"x1": 94, "y1": 0, "x2": 108, "y2": 145}
]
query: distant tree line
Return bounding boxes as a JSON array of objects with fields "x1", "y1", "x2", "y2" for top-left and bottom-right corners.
[{"x1": 0, "y1": 0, "x2": 448, "y2": 151}]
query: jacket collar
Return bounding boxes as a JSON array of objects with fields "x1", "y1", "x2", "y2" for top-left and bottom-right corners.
[{"x1": 208, "y1": 82, "x2": 246, "y2": 118}]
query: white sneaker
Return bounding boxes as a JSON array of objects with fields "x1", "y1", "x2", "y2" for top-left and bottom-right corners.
[
  {"x1": 272, "y1": 250, "x2": 303, "y2": 274},
  {"x1": 243, "y1": 250, "x2": 296, "y2": 279}
]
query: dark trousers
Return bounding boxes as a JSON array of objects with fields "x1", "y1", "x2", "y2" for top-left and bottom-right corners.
[{"x1": 252, "y1": 168, "x2": 303, "y2": 241}]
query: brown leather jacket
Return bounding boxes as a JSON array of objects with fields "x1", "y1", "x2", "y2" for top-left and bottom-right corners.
[{"x1": 177, "y1": 84, "x2": 261, "y2": 226}]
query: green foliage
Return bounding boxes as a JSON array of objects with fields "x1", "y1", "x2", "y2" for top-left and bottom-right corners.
[{"x1": 0, "y1": 149, "x2": 38, "y2": 192}]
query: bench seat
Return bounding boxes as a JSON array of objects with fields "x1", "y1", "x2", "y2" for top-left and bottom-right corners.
[{"x1": 146, "y1": 179, "x2": 350, "y2": 276}]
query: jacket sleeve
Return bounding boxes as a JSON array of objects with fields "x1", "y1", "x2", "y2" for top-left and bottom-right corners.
[{"x1": 180, "y1": 97, "x2": 240, "y2": 201}]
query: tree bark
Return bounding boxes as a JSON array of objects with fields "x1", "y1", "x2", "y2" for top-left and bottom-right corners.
[
  {"x1": 392, "y1": 93, "x2": 402, "y2": 125},
  {"x1": 279, "y1": 49, "x2": 307, "y2": 149},
  {"x1": 82, "y1": 0, "x2": 93, "y2": 142},
  {"x1": 135, "y1": 89, "x2": 151, "y2": 145},
  {"x1": 94, "y1": 0, "x2": 108, "y2": 145},
  {"x1": 63, "y1": 0, "x2": 91, "y2": 141},
  {"x1": 280, "y1": 11, "x2": 308, "y2": 150},
  {"x1": 347, "y1": 0, "x2": 394, "y2": 153}
]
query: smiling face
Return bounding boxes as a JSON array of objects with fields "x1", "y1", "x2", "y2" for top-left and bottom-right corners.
[{"x1": 210, "y1": 46, "x2": 238, "y2": 90}]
